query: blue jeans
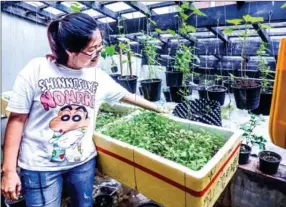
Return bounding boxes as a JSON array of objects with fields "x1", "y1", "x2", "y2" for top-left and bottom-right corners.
[{"x1": 20, "y1": 158, "x2": 96, "y2": 207}]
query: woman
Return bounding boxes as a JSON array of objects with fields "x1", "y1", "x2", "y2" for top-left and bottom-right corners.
[{"x1": 1, "y1": 13, "x2": 165, "y2": 207}]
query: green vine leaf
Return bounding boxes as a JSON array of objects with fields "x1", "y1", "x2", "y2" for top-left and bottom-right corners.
[
  {"x1": 181, "y1": 2, "x2": 190, "y2": 10},
  {"x1": 226, "y1": 18, "x2": 243, "y2": 26},
  {"x1": 167, "y1": 29, "x2": 176, "y2": 36},
  {"x1": 104, "y1": 45, "x2": 115, "y2": 56},
  {"x1": 155, "y1": 28, "x2": 163, "y2": 34},
  {"x1": 243, "y1": 14, "x2": 263, "y2": 23},
  {"x1": 192, "y1": 8, "x2": 207, "y2": 16},
  {"x1": 186, "y1": 25, "x2": 196, "y2": 33},
  {"x1": 281, "y1": 2, "x2": 286, "y2": 8},
  {"x1": 260, "y1": 23, "x2": 273, "y2": 29},
  {"x1": 70, "y1": 5, "x2": 81, "y2": 12},
  {"x1": 118, "y1": 42, "x2": 127, "y2": 50},
  {"x1": 223, "y1": 28, "x2": 233, "y2": 34}
]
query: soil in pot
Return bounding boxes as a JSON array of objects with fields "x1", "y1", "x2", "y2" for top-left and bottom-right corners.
[
  {"x1": 93, "y1": 194, "x2": 113, "y2": 207},
  {"x1": 111, "y1": 66, "x2": 118, "y2": 73},
  {"x1": 117, "y1": 75, "x2": 138, "y2": 94},
  {"x1": 165, "y1": 71, "x2": 183, "y2": 87},
  {"x1": 170, "y1": 85, "x2": 192, "y2": 103},
  {"x1": 110, "y1": 74, "x2": 120, "y2": 83},
  {"x1": 140, "y1": 79, "x2": 162, "y2": 102},
  {"x1": 223, "y1": 80, "x2": 234, "y2": 93},
  {"x1": 197, "y1": 85, "x2": 208, "y2": 99},
  {"x1": 207, "y1": 85, "x2": 227, "y2": 105},
  {"x1": 239, "y1": 144, "x2": 252, "y2": 165},
  {"x1": 231, "y1": 79, "x2": 261, "y2": 110},
  {"x1": 251, "y1": 88, "x2": 273, "y2": 115},
  {"x1": 258, "y1": 151, "x2": 281, "y2": 175}
]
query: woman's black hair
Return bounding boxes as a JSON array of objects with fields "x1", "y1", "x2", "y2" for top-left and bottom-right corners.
[{"x1": 47, "y1": 13, "x2": 99, "y2": 65}]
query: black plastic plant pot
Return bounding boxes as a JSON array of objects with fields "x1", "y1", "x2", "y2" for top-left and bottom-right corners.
[
  {"x1": 163, "y1": 90, "x2": 171, "y2": 102},
  {"x1": 139, "y1": 86, "x2": 144, "y2": 96},
  {"x1": 117, "y1": 75, "x2": 138, "y2": 94},
  {"x1": 207, "y1": 85, "x2": 227, "y2": 106},
  {"x1": 140, "y1": 79, "x2": 162, "y2": 102},
  {"x1": 111, "y1": 66, "x2": 118, "y2": 73},
  {"x1": 173, "y1": 99, "x2": 222, "y2": 126},
  {"x1": 137, "y1": 202, "x2": 162, "y2": 207},
  {"x1": 165, "y1": 71, "x2": 183, "y2": 87},
  {"x1": 169, "y1": 85, "x2": 192, "y2": 103},
  {"x1": 231, "y1": 81, "x2": 261, "y2": 110},
  {"x1": 109, "y1": 74, "x2": 120, "y2": 83},
  {"x1": 239, "y1": 144, "x2": 252, "y2": 165},
  {"x1": 223, "y1": 80, "x2": 234, "y2": 93},
  {"x1": 93, "y1": 195, "x2": 113, "y2": 207},
  {"x1": 197, "y1": 85, "x2": 208, "y2": 99},
  {"x1": 251, "y1": 89, "x2": 273, "y2": 115},
  {"x1": 258, "y1": 151, "x2": 281, "y2": 175},
  {"x1": 5, "y1": 196, "x2": 26, "y2": 207}
]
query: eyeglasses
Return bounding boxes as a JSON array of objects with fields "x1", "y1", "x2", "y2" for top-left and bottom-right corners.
[{"x1": 81, "y1": 45, "x2": 104, "y2": 59}]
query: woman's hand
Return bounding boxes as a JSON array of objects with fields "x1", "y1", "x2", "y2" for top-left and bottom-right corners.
[{"x1": 1, "y1": 171, "x2": 21, "y2": 201}]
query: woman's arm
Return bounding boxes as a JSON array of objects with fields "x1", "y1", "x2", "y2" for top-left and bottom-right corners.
[
  {"x1": 120, "y1": 93, "x2": 166, "y2": 113},
  {"x1": 2, "y1": 113, "x2": 28, "y2": 200}
]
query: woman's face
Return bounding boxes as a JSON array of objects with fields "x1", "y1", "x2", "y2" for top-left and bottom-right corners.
[{"x1": 66, "y1": 29, "x2": 103, "y2": 69}]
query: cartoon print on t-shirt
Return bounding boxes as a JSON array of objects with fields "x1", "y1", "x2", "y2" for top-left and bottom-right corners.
[{"x1": 49, "y1": 104, "x2": 89, "y2": 162}]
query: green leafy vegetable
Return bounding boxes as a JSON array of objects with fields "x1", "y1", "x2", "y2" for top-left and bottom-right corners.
[
  {"x1": 222, "y1": 28, "x2": 233, "y2": 35},
  {"x1": 102, "y1": 112, "x2": 225, "y2": 171}
]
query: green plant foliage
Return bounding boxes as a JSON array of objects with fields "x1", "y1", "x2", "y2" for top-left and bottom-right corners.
[
  {"x1": 192, "y1": 8, "x2": 207, "y2": 16},
  {"x1": 257, "y1": 42, "x2": 271, "y2": 92},
  {"x1": 101, "y1": 45, "x2": 115, "y2": 59},
  {"x1": 240, "y1": 114, "x2": 267, "y2": 150},
  {"x1": 141, "y1": 35, "x2": 162, "y2": 79},
  {"x1": 155, "y1": 28, "x2": 163, "y2": 34},
  {"x1": 222, "y1": 28, "x2": 233, "y2": 35},
  {"x1": 226, "y1": 18, "x2": 243, "y2": 26},
  {"x1": 70, "y1": 3, "x2": 81, "y2": 12},
  {"x1": 102, "y1": 111, "x2": 225, "y2": 171},
  {"x1": 260, "y1": 24, "x2": 273, "y2": 29},
  {"x1": 243, "y1": 14, "x2": 263, "y2": 24},
  {"x1": 167, "y1": 29, "x2": 176, "y2": 36},
  {"x1": 282, "y1": 2, "x2": 286, "y2": 8}
]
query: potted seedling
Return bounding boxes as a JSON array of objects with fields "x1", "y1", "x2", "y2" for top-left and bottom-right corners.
[
  {"x1": 223, "y1": 15, "x2": 268, "y2": 110},
  {"x1": 239, "y1": 114, "x2": 267, "y2": 164},
  {"x1": 117, "y1": 41, "x2": 138, "y2": 94},
  {"x1": 207, "y1": 75, "x2": 227, "y2": 105},
  {"x1": 140, "y1": 35, "x2": 163, "y2": 102},
  {"x1": 251, "y1": 42, "x2": 273, "y2": 115},
  {"x1": 258, "y1": 150, "x2": 281, "y2": 175},
  {"x1": 101, "y1": 45, "x2": 120, "y2": 83}
]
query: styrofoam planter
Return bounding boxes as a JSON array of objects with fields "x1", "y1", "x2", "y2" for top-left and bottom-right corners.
[{"x1": 93, "y1": 112, "x2": 241, "y2": 207}]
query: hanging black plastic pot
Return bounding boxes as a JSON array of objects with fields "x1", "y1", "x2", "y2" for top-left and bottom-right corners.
[
  {"x1": 258, "y1": 151, "x2": 281, "y2": 175},
  {"x1": 173, "y1": 99, "x2": 222, "y2": 126},
  {"x1": 231, "y1": 80, "x2": 261, "y2": 110},
  {"x1": 197, "y1": 85, "x2": 208, "y2": 99},
  {"x1": 111, "y1": 66, "x2": 118, "y2": 73},
  {"x1": 239, "y1": 144, "x2": 252, "y2": 165},
  {"x1": 117, "y1": 75, "x2": 138, "y2": 94},
  {"x1": 251, "y1": 88, "x2": 273, "y2": 115},
  {"x1": 169, "y1": 85, "x2": 192, "y2": 103},
  {"x1": 165, "y1": 71, "x2": 183, "y2": 87},
  {"x1": 140, "y1": 79, "x2": 162, "y2": 102},
  {"x1": 207, "y1": 85, "x2": 227, "y2": 106},
  {"x1": 93, "y1": 194, "x2": 113, "y2": 207},
  {"x1": 223, "y1": 80, "x2": 234, "y2": 93},
  {"x1": 110, "y1": 74, "x2": 120, "y2": 84}
]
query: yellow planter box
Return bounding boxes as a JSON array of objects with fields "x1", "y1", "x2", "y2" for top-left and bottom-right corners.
[
  {"x1": 1, "y1": 91, "x2": 12, "y2": 118},
  {"x1": 94, "y1": 113, "x2": 241, "y2": 207}
]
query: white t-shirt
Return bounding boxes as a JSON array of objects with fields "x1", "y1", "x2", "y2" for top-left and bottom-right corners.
[{"x1": 6, "y1": 57, "x2": 128, "y2": 171}]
